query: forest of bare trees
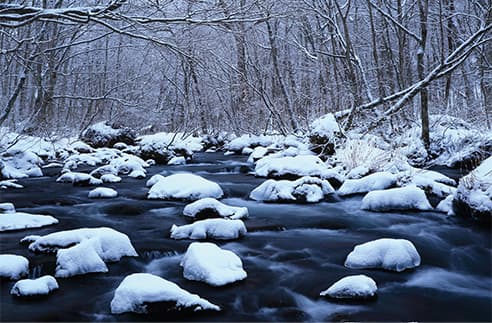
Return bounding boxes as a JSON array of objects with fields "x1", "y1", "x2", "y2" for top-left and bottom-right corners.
[{"x1": 0, "y1": 0, "x2": 490, "y2": 140}]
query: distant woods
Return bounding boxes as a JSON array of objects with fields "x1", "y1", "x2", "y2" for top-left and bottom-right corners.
[{"x1": 0, "y1": 0, "x2": 490, "y2": 137}]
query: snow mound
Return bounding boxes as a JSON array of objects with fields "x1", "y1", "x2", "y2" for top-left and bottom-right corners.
[
  {"x1": 250, "y1": 176, "x2": 334, "y2": 203},
  {"x1": 0, "y1": 202, "x2": 16, "y2": 213},
  {"x1": 24, "y1": 228, "x2": 137, "y2": 277},
  {"x1": 320, "y1": 275, "x2": 377, "y2": 299},
  {"x1": 110, "y1": 273, "x2": 220, "y2": 314},
  {"x1": 0, "y1": 254, "x2": 29, "y2": 279},
  {"x1": 338, "y1": 172, "x2": 397, "y2": 196},
  {"x1": 146, "y1": 174, "x2": 165, "y2": 187},
  {"x1": 1, "y1": 150, "x2": 43, "y2": 179},
  {"x1": 148, "y1": 173, "x2": 223, "y2": 200},
  {"x1": 361, "y1": 185, "x2": 432, "y2": 211},
  {"x1": 345, "y1": 238, "x2": 421, "y2": 272},
  {"x1": 453, "y1": 156, "x2": 492, "y2": 222},
  {"x1": 224, "y1": 134, "x2": 281, "y2": 152},
  {"x1": 0, "y1": 179, "x2": 24, "y2": 189},
  {"x1": 56, "y1": 171, "x2": 102, "y2": 185},
  {"x1": 436, "y1": 195, "x2": 455, "y2": 215},
  {"x1": 81, "y1": 121, "x2": 136, "y2": 148},
  {"x1": 100, "y1": 174, "x2": 121, "y2": 183},
  {"x1": 255, "y1": 155, "x2": 334, "y2": 179},
  {"x1": 183, "y1": 198, "x2": 248, "y2": 220},
  {"x1": 309, "y1": 113, "x2": 341, "y2": 139},
  {"x1": 0, "y1": 211, "x2": 58, "y2": 232},
  {"x1": 170, "y1": 219, "x2": 246, "y2": 240},
  {"x1": 168, "y1": 156, "x2": 186, "y2": 165},
  {"x1": 181, "y1": 242, "x2": 247, "y2": 286},
  {"x1": 25, "y1": 227, "x2": 137, "y2": 261},
  {"x1": 10, "y1": 275, "x2": 59, "y2": 296},
  {"x1": 88, "y1": 187, "x2": 118, "y2": 199}
]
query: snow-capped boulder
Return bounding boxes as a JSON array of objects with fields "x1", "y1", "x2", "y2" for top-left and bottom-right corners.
[
  {"x1": 404, "y1": 169, "x2": 457, "y2": 199},
  {"x1": 24, "y1": 227, "x2": 137, "y2": 261},
  {"x1": 10, "y1": 275, "x2": 59, "y2": 296},
  {"x1": 183, "y1": 198, "x2": 248, "y2": 220},
  {"x1": 320, "y1": 275, "x2": 377, "y2": 299},
  {"x1": 70, "y1": 141, "x2": 94, "y2": 153},
  {"x1": 148, "y1": 173, "x2": 223, "y2": 200},
  {"x1": 56, "y1": 172, "x2": 102, "y2": 186},
  {"x1": 110, "y1": 273, "x2": 220, "y2": 314},
  {"x1": 0, "y1": 254, "x2": 29, "y2": 280},
  {"x1": 453, "y1": 156, "x2": 492, "y2": 223},
  {"x1": 181, "y1": 242, "x2": 247, "y2": 286},
  {"x1": 224, "y1": 134, "x2": 280, "y2": 153},
  {"x1": 361, "y1": 185, "x2": 433, "y2": 211},
  {"x1": 250, "y1": 176, "x2": 334, "y2": 203},
  {"x1": 146, "y1": 174, "x2": 165, "y2": 187},
  {"x1": 170, "y1": 219, "x2": 246, "y2": 240},
  {"x1": 23, "y1": 228, "x2": 137, "y2": 277},
  {"x1": 308, "y1": 113, "x2": 341, "y2": 155},
  {"x1": 80, "y1": 121, "x2": 136, "y2": 148},
  {"x1": 1, "y1": 150, "x2": 43, "y2": 179},
  {"x1": 100, "y1": 174, "x2": 121, "y2": 183},
  {"x1": 436, "y1": 195, "x2": 455, "y2": 215},
  {"x1": 0, "y1": 202, "x2": 15, "y2": 213},
  {"x1": 88, "y1": 187, "x2": 118, "y2": 199},
  {"x1": 345, "y1": 238, "x2": 421, "y2": 272},
  {"x1": 168, "y1": 156, "x2": 186, "y2": 166},
  {"x1": 255, "y1": 155, "x2": 335, "y2": 179},
  {"x1": 338, "y1": 172, "x2": 397, "y2": 196},
  {"x1": 0, "y1": 211, "x2": 58, "y2": 232},
  {"x1": 137, "y1": 132, "x2": 200, "y2": 164}
]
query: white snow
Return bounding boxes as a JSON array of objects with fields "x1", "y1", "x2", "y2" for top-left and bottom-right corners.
[
  {"x1": 1, "y1": 150, "x2": 43, "y2": 179},
  {"x1": 100, "y1": 174, "x2": 121, "y2": 183},
  {"x1": 183, "y1": 198, "x2": 248, "y2": 220},
  {"x1": 309, "y1": 113, "x2": 340, "y2": 139},
  {"x1": 25, "y1": 227, "x2": 138, "y2": 261},
  {"x1": 250, "y1": 176, "x2": 334, "y2": 203},
  {"x1": 255, "y1": 155, "x2": 334, "y2": 178},
  {"x1": 180, "y1": 242, "x2": 247, "y2": 286},
  {"x1": 320, "y1": 275, "x2": 377, "y2": 299},
  {"x1": 148, "y1": 173, "x2": 223, "y2": 200},
  {"x1": 146, "y1": 174, "x2": 165, "y2": 187},
  {"x1": 170, "y1": 219, "x2": 246, "y2": 240},
  {"x1": 0, "y1": 179, "x2": 24, "y2": 189},
  {"x1": 0, "y1": 212, "x2": 58, "y2": 232},
  {"x1": 70, "y1": 141, "x2": 94, "y2": 153},
  {"x1": 436, "y1": 194, "x2": 455, "y2": 215},
  {"x1": 88, "y1": 187, "x2": 118, "y2": 198},
  {"x1": 168, "y1": 156, "x2": 186, "y2": 165},
  {"x1": 338, "y1": 172, "x2": 397, "y2": 196},
  {"x1": 361, "y1": 185, "x2": 433, "y2": 211},
  {"x1": 0, "y1": 254, "x2": 29, "y2": 279},
  {"x1": 110, "y1": 273, "x2": 220, "y2": 314},
  {"x1": 345, "y1": 238, "x2": 421, "y2": 272},
  {"x1": 56, "y1": 171, "x2": 102, "y2": 185},
  {"x1": 10, "y1": 275, "x2": 59, "y2": 296},
  {"x1": 55, "y1": 239, "x2": 109, "y2": 277},
  {"x1": 0, "y1": 202, "x2": 15, "y2": 213}
]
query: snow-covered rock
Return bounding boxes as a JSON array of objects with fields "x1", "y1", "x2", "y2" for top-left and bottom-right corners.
[
  {"x1": 255, "y1": 155, "x2": 335, "y2": 179},
  {"x1": 88, "y1": 187, "x2": 118, "y2": 199},
  {"x1": 1, "y1": 150, "x2": 43, "y2": 179},
  {"x1": 170, "y1": 219, "x2": 246, "y2": 240},
  {"x1": 308, "y1": 113, "x2": 341, "y2": 155},
  {"x1": 453, "y1": 156, "x2": 492, "y2": 222},
  {"x1": 24, "y1": 227, "x2": 137, "y2": 261},
  {"x1": 100, "y1": 174, "x2": 121, "y2": 183},
  {"x1": 344, "y1": 238, "x2": 421, "y2": 272},
  {"x1": 146, "y1": 174, "x2": 165, "y2": 187},
  {"x1": 70, "y1": 141, "x2": 94, "y2": 153},
  {"x1": 24, "y1": 228, "x2": 137, "y2": 277},
  {"x1": 0, "y1": 254, "x2": 29, "y2": 280},
  {"x1": 0, "y1": 202, "x2": 16, "y2": 213},
  {"x1": 224, "y1": 134, "x2": 281, "y2": 153},
  {"x1": 168, "y1": 156, "x2": 186, "y2": 165},
  {"x1": 361, "y1": 185, "x2": 433, "y2": 211},
  {"x1": 338, "y1": 172, "x2": 397, "y2": 196},
  {"x1": 183, "y1": 198, "x2": 248, "y2": 220},
  {"x1": 56, "y1": 171, "x2": 102, "y2": 185},
  {"x1": 436, "y1": 194, "x2": 455, "y2": 215},
  {"x1": 250, "y1": 176, "x2": 334, "y2": 203},
  {"x1": 80, "y1": 121, "x2": 136, "y2": 148},
  {"x1": 137, "y1": 132, "x2": 201, "y2": 164},
  {"x1": 320, "y1": 275, "x2": 377, "y2": 299},
  {"x1": 10, "y1": 275, "x2": 59, "y2": 296},
  {"x1": 148, "y1": 173, "x2": 223, "y2": 200},
  {"x1": 181, "y1": 242, "x2": 247, "y2": 286},
  {"x1": 0, "y1": 212, "x2": 58, "y2": 232},
  {"x1": 110, "y1": 273, "x2": 220, "y2": 314}
]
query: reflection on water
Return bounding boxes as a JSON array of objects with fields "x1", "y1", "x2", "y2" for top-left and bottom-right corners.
[{"x1": 0, "y1": 152, "x2": 490, "y2": 322}]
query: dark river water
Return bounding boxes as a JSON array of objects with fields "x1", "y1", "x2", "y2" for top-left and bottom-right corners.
[{"x1": 1, "y1": 152, "x2": 491, "y2": 322}]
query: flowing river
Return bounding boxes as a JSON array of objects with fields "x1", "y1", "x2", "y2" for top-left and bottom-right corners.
[{"x1": 1, "y1": 152, "x2": 491, "y2": 321}]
